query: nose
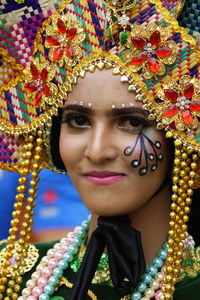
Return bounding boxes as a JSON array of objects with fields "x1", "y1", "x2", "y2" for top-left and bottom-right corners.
[{"x1": 84, "y1": 123, "x2": 118, "y2": 164}]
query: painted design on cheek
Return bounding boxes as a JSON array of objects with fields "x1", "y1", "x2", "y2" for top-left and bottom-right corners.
[{"x1": 124, "y1": 132, "x2": 163, "y2": 176}]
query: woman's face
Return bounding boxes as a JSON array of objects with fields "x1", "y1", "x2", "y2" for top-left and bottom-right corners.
[{"x1": 59, "y1": 69, "x2": 170, "y2": 216}]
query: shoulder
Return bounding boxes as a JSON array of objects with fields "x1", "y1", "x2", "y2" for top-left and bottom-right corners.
[{"x1": 175, "y1": 246, "x2": 200, "y2": 300}]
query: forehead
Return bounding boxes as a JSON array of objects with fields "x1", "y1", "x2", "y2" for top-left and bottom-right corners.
[{"x1": 66, "y1": 69, "x2": 142, "y2": 108}]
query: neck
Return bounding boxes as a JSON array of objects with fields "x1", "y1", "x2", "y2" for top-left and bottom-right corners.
[{"x1": 88, "y1": 183, "x2": 171, "y2": 265}]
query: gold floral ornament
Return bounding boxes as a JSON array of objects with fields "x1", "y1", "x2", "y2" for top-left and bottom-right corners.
[
  {"x1": 45, "y1": 15, "x2": 85, "y2": 68},
  {"x1": 24, "y1": 59, "x2": 58, "y2": 109},
  {"x1": 121, "y1": 24, "x2": 177, "y2": 79},
  {"x1": 157, "y1": 75, "x2": 200, "y2": 131}
]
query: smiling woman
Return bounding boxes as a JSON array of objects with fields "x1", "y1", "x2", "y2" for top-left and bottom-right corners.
[{"x1": 0, "y1": 0, "x2": 200, "y2": 300}]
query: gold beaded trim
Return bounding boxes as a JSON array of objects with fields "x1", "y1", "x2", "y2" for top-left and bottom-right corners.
[
  {"x1": 0, "y1": 243, "x2": 39, "y2": 277},
  {"x1": 0, "y1": 48, "x2": 25, "y2": 95},
  {"x1": 0, "y1": 129, "x2": 43, "y2": 299},
  {"x1": 150, "y1": 0, "x2": 199, "y2": 53}
]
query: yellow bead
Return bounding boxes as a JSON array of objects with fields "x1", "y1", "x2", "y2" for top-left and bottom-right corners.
[
  {"x1": 15, "y1": 277, "x2": 22, "y2": 284},
  {"x1": 166, "y1": 257, "x2": 173, "y2": 265},
  {"x1": 28, "y1": 135, "x2": 34, "y2": 142},
  {"x1": 189, "y1": 171, "x2": 196, "y2": 178},
  {"x1": 18, "y1": 177, "x2": 27, "y2": 184},
  {"x1": 38, "y1": 130, "x2": 43, "y2": 136},
  {"x1": 184, "y1": 206, "x2": 190, "y2": 214},
  {"x1": 188, "y1": 180, "x2": 194, "y2": 187},
  {"x1": 169, "y1": 221, "x2": 175, "y2": 228},
  {"x1": 174, "y1": 159, "x2": 181, "y2": 166},
  {"x1": 182, "y1": 153, "x2": 188, "y2": 159},
  {"x1": 27, "y1": 143, "x2": 33, "y2": 150},
  {"x1": 15, "y1": 194, "x2": 25, "y2": 201},
  {"x1": 36, "y1": 138, "x2": 43, "y2": 145},
  {"x1": 174, "y1": 259, "x2": 181, "y2": 266},
  {"x1": 0, "y1": 286, "x2": 5, "y2": 293},
  {"x1": 1, "y1": 277, "x2": 7, "y2": 285},
  {"x1": 7, "y1": 235, "x2": 16, "y2": 242},
  {"x1": 180, "y1": 164, "x2": 186, "y2": 170},
  {"x1": 191, "y1": 163, "x2": 197, "y2": 169},
  {"x1": 6, "y1": 288, "x2": 13, "y2": 296},
  {"x1": 174, "y1": 140, "x2": 182, "y2": 147},
  {"x1": 192, "y1": 154, "x2": 198, "y2": 160},
  {"x1": 170, "y1": 212, "x2": 176, "y2": 219},
  {"x1": 183, "y1": 215, "x2": 189, "y2": 223},
  {"x1": 14, "y1": 202, "x2": 23, "y2": 210},
  {"x1": 173, "y1": 167, "x2": 180, "y2": 174},
  {"x1": 34, "y1": 154, "x2": 40, "y2": 161},
  {"x1": 4, "y1": 260, "x2": 11, "y2": 268},
  {"x1": 166, "y1": 131, "x2": 173, "y2": 139},
  {"x1": 180, "y1": 170, "x2": 186, "y2": 177},
  {"x1": 182, "y1": 224, "x2": 187, "y2": 231},
  {"x1": 170, "y1": 203, "x2": 177, "y2": 210},
  {"x1": 167, "y1": 247, "x2": 174, "y2": 255},
  {"x1": 12, "y1": 293, "x2": 18, "y2": 300},
  {"x1": 172, "y1": 185, "x2": 178, "y2": 192},
  {"x1": 168, "y1": 238, "x2": 174, "y2": 246},
  {"x1": 172, "y1": 176, "x2": 179, "y2": 184},
  {"x1": 178, "y1": 241, "x2": 184, "y2": 248}
]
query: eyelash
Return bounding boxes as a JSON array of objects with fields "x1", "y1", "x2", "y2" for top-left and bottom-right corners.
[
  {"x1": 61, "y1": 113, "x2": 90, "y2": 129},
  {"x1": 61, "y1": 113, "x2": 151, "y2": 131}
]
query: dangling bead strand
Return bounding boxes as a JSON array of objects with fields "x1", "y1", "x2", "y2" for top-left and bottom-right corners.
[{"x1": 156, "y1": 139, "x2": 198, "y2": 300}]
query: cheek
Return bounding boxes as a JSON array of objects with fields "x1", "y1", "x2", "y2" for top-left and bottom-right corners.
[{"x1": 123, "y1": 130, "x2": 165, "y2": 176}]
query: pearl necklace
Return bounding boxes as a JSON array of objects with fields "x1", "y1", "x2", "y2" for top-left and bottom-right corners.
[{"x1": 19, "y1": 217, "x2": 194, "y2": 300}]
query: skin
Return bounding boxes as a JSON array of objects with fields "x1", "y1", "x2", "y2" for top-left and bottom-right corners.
[{"x1": 59, "y1": 69, "x2": 171, "y2": 263}]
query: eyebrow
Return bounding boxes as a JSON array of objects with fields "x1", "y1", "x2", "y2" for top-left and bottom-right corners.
[{"x1": 62, "y1": 104, "x2": 149, "y2": 117}]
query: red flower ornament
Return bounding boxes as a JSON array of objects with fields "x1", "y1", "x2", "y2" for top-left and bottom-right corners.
[
  {"x1": 122, "y1": 24, "x2": 177, "y2": 79},
  {"x1": 24, "y1": 60, "x2": 58, "y2": 109},
  {"x1": 157, "y1": 76, "x2": 200, "y2": 131},
  {"x1": 45, "y1": 15, "x2": 85, "y2": 68}
]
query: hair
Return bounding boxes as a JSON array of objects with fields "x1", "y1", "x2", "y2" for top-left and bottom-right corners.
[{"x1": 50, "y1": 107, "x2": 200, "y2": 245}]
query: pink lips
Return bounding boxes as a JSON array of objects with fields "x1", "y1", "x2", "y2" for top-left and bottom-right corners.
[{"x1": 83, "y1": 171, "x2": 125, "y2": 186}]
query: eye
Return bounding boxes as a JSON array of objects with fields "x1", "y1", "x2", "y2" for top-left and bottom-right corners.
[
  {"x1": 118, "y1": 116, "x2": 150, "y2": 131},
  {"x1": 61, "y1": 113, "x2": 91, "y2": 129}
]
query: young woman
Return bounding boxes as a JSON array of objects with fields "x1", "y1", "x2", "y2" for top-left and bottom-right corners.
[{"x1": 0, "y1": 0, "x2": 200, "y2": 299}]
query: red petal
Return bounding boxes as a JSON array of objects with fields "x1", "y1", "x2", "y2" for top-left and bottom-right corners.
[
  {"x1": 43, "y1": 85, "x2": 51, "y2": 96},
  {"x1": 156, "y1": 46, "x2": 172, "y2": 58},
  {"x1": 181, "y1": 110, "x2": 192, "y2": 125},
  {"x1": 189, "y1": 101, "x2": 200, "y2": 111},
  {"x1": 163, "y1": 105, "x2": 178, "y2": 117},
  {"x1": 67, "y1": 28, "x2": 77, "y2": 40},
  {"x1": 147, "y1": 57, "x2": 160, "y2": 74},
  {"x1": 35, "y1": 91, "x2": 42, "y2": 107},
  {"x1": 130, "y1": 53, "x2": 146, "y2": 66},
  {"x1": 24, "y1": 82, "x2": 37, "y2": 92},
  {"x1": 184, "y1": 83, "x2": 194, "y2": 99},
  {"x1": 46, "y1": 35, "x2": 59, "y2": 46},
  {"x1": 40, "y1": 68, "x2": 48, "y2": 82},
  {"x1": 30, "y1": 62, "x2": 39, "y2": 79},
  {"x1": 149, "y1": 30, "x2": 161, "y2": 46},
  {"x1": 164, "y1": 89, "x2": 178, "y2": 102},
  {"x1": 53, "y1": 47, "x2": 64, "y2": 62},
  {"x1": 66, "y1": 44, "x2": 73, "y2": 58},
  {"x1": 131, "y1": 36, "x2": 146, "y2": 48},
  {"x1": 57, "y1": 18, "x2": 66, "y2": 34}
]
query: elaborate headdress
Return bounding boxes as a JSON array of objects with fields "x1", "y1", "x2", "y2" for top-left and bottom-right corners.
[{"x1": 0, "y1": 0, "x2": 200, "y2": 299}]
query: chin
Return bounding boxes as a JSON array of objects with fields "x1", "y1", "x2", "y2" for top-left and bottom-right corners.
[{"x1": 84, "y1": 199, "x2": 135, "y2": 217}]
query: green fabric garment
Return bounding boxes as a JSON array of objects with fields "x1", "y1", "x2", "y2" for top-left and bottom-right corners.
[{"x1": 1, "y1": 241, "x2": 200, "y2": 299}]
